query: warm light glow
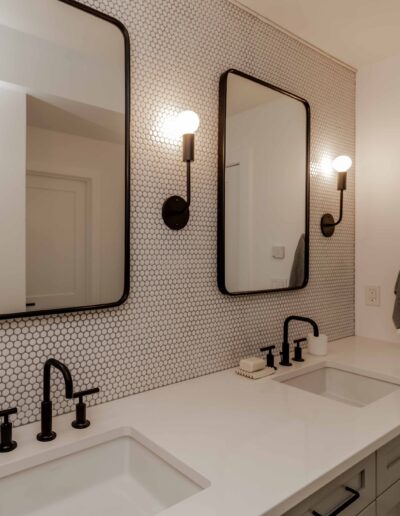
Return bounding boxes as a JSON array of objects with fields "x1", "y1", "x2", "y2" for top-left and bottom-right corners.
[
  {"x1": 176, "y1": 110, "x2": 200, "y2": 135},
  {"x1": 332, "y1": 155, "x2": 352, "y2": 173},
  {"x1": 319, "y1": 156, "x2": 334, "y2": 177},
  {"x1": 161, "y1": 113, "x2": 181, "y2": 141}
]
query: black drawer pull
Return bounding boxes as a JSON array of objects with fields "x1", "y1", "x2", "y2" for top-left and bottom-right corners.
[{"x1": 312, "y1": 486, "x2": 360, "y2": 516}]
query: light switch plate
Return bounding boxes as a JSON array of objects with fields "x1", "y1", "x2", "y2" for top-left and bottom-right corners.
[{"x1": 272, "y1": 246, "x2": 285, "y2": 259}]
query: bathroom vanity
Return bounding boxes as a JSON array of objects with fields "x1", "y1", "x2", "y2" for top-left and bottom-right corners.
[
  {"x1": 1, "y1": 336, "x2": 400, "y2": 515},
  {"x1": 284, "y1": 436, "x2": 400, "y2": 515}
]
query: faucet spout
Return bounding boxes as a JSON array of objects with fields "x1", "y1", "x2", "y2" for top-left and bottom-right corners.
[
  {"x1": 283, "y1": 316, "x2": 319, "y2": 345},
  {"x1": 280, "y1": 316, "x2": 320, "y2": 366},
  {"x1": 37, "y1": 358, "x2": 74, "y2": 442},
  {"x1": 43, "y1": 358, "x2": 73, "y2": 402}
]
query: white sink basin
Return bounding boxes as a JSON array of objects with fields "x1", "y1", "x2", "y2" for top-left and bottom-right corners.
[
  {"x1": 0, "y1": 435, "x2": 205, "y2": 516},
  {"x1": 275, "y1": 365, "x2": 400, "y2": 407}
]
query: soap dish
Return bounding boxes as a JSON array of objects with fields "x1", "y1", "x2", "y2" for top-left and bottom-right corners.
[{"x1": 236, "y1": 368, "x2": 275, "y2": 380}]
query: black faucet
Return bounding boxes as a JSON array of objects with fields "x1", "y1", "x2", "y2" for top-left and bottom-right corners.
[
  {"x1": 280, "y1": 316, "x2": 319, "y2": 366},
  {"x1": 37, "y1": 358, "x2": 74, "y2": 442}
]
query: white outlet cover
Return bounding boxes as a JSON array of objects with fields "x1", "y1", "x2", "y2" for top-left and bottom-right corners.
[{"x1": 365, "y1": 286, "x2": 381, "y2": 307}]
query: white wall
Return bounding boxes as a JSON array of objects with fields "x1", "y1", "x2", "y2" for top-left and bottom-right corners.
[
  {"x1": 356, "y1": 54, "x2": 400, "y2": 342},
  {"x1": 0, "y1": 87, "x2": 26, "y2": 312}
]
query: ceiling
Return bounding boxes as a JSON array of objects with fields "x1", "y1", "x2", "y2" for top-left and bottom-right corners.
[
  {"x1": 229, "y1": 0, "x2": 400, "y2": 69},
  {"x1": 27, "y1": 94, "x2": 124, "y2": 144}
]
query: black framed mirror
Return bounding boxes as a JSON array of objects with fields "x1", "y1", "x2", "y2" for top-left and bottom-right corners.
[
  {"x1": 0, "y1": 0, "x2": 130, "y2": 319},
  {"x1": 218, "y1": 69, "x2": 310, "y2": 295}
]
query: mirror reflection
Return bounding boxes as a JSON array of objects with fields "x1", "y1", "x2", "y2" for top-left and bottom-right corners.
[
  {"x1": 219, "y1": 70, "x2": 309, "y2": 294},
  {"x1": 0, "y1": 0, "x2": 128, "y2": 316}
]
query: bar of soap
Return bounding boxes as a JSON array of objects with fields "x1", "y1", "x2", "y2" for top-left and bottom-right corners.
[{"x1": 239, "y1": 356, "x2": 266, "y2": 372}]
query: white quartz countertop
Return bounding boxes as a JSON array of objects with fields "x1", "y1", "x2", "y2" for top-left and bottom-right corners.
[{"x1": 3, "y1": 336, "x2": 400, "y2": 516}]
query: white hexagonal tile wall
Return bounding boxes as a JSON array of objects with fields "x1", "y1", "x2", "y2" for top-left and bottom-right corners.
[{"x1": 0, "y1": 0, "x2": 355, "y2": 427}]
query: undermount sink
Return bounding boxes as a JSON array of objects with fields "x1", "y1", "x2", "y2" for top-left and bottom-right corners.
[
  {"x1": 275, "y1": 365, "x2": 400, "y2": 407},
  {"x1": 0, "y1": 435, "x2": 205, "y2": 516}
]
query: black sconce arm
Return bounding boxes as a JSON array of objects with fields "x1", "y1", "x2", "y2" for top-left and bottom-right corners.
[
  {"x1": 162, "y1": 133, "x2": 195, "y2": 230},
  {"x1": 323, "y1": 189, "x2": 344, "y2": 228},
  {"x1": 321, "y1": 171, "x2": 347, "y2": 237},
  {"x1": 182, "y1": 132, "x2": 194, "y2": 208},
  {"x1": 186, "y1": 160, "x2": 191, "y2": 208}
]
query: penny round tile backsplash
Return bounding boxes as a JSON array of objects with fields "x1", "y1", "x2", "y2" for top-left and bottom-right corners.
[{"x1": 0, "y1": 0, "x2": 355, "y2": 426}]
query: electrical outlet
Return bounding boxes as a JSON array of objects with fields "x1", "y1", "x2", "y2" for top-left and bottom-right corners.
[{"x1": 365, "y1": 286, "x2": 381, "y2": 306}]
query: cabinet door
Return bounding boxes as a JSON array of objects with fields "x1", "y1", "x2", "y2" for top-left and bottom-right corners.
[
  {"x1": 377, "y1": 434, "x2": 400, "y2": 495},
  {"x1": 284, "y1": 454, "x2": 376, "y2": 516},
  {"x1": 376, "y1": 479, "x2": 400, "y2": 515},
  {"x1": 358, "y1": 502, "x2": 376, "y2": 516}
]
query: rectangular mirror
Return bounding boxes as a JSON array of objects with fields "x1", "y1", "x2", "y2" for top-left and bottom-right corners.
[
  {"x1": 218, "y1": 69, "x2": 310, "y2": 295},
  {"x1": 0, "y1": 0, "x2": 130, "y2": 318}
]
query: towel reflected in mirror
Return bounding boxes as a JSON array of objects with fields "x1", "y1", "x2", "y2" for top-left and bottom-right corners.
[{"x1": 289, "y1": 234, "x2": 306, "y2": 288}]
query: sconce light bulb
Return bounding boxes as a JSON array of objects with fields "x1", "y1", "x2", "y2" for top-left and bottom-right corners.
[
  {"x1": 332, "y1": 155, "x2": 352, "y2": 173},
  {"x1": 176, "y1": 110, "x2": 200, "y2": 135}
]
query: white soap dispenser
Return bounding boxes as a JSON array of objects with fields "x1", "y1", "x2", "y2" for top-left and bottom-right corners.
[{"x1": 307, "y1": 333, "x2": 328, "y2": 356}]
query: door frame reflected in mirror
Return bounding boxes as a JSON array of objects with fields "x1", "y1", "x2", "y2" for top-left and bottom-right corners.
[{"x1": 217, "y1": 69, "x2": 310, "y2": 295}]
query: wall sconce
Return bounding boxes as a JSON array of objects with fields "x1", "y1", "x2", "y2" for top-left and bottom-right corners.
[
  {"x1": 162, "y1": 110, "x2": 200, "y2": 230},
  {"x1": 320, "y1": 155, "x2": 352, "y2": 237}
]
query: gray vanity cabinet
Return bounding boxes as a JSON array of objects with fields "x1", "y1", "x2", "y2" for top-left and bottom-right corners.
[
  {"x1": 358, "y1": 503, "x2": 376, "y2": 516},
  {"x1": 284, "y1": 455, "x2": 376, "y2": 516},
  {"x1": 376, "y1": 480, "x2": 400, "y2": 515},
  {"x1": 284, "y1": 434, "x2": 400, "y2": 516},
  {"x1": 377, "y1": 434, "x2": 400, "y2": 495}
]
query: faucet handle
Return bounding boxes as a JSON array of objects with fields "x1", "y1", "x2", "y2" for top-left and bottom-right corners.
[
  {"x1": 0, "y1": 407, "x2": 17, "y2": 419},
  {"x1": 72, "y1": 388, "x2": 99, "y2": 429},
  {"x1": 73, "y1": 387, "x2": 99, "y2": 400},
  {"x1": 293, "y1": 338, "x2": 307, "y2": 362},
  {"x1": 260, "y1": 345, "x2": 277, "y2": 369},
  {"x1": 0, "y1": 407, "x2": 18, "y2": 453}
]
